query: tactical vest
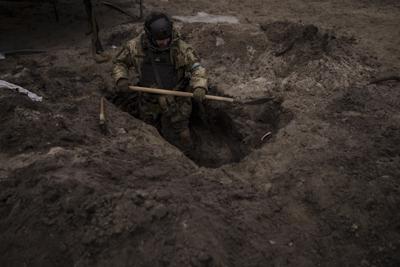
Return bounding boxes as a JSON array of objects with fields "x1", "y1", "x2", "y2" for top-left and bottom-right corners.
[{"x1": 140, "y1": 49, "x2": 178, "y2": 89}]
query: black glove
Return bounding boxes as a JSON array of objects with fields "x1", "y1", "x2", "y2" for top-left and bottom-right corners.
[
  {"x1": 116, "y1": 79, "x2": 129, "y2": 93},
  {"x1": 193, "y1": 87, "x2": 206, "y2": 102}
]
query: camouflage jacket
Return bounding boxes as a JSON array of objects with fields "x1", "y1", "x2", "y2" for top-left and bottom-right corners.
[{"x1": 112, "y1": 30, "x2": 208, "y2": 92}]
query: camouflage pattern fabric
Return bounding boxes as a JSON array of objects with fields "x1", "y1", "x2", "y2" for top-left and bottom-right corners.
[
  {"x1": 111, "y1": 29, "x2": 207, "y2": 150},
  {"x1": 112, "y1": 30, "x2": 208, "y2": 90}
]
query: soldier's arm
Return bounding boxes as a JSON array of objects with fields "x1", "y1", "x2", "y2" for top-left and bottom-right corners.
[
  {"x1": 111, "y1": 44, "x2": 134, "y2": 85},
  {"x1": 181, "y1": 42, "x2": 208, "y2": 92}
]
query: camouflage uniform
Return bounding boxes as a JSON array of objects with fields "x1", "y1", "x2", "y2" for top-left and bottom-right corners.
[{"x1": 111, "y1": 29, "x2": 208, "y2": 151}]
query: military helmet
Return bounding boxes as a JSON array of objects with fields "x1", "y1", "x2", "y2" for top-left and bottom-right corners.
[{"x1": 144, "y1": 12, "x2": 173, "y2": 47}]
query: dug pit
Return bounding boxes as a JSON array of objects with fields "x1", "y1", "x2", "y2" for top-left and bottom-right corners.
[
  {"x1": 106, "y1": 88, "x2": 291, "y2": 168},
  {"x1": 183, "y1": 94, "x2": 292, "y2": 168}
]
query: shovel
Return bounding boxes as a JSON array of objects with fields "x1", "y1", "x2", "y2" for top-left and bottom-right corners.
[
  {"x1": 99, "y1": 97, "x2": 108, "y2": 134},
  {"x1": 128, "y1": 85, "x2": 276, "y2": 106},
  {"x1": 128, "y1": 85, "x2": 234, "y2": 102}
]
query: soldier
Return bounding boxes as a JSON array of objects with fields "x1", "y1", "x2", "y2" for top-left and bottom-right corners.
[{"x1": 111, "y1": 12, "x2": 208, "y2": 153}]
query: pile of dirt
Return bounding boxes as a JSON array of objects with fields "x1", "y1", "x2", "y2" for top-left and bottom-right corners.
[
  {"x1": 0, "y1": 90, "x2": 83, "y2": 154},
  {"x1": 260, "y1": 21, "x2": 339, "y2": 58},
  {"x1": 258, "y1": 21, "x2": 373, "y2": 90}
]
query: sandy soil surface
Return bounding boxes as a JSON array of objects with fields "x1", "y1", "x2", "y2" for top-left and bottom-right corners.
[{"x1": 0, "y1": 0, "x2": 399, "y2": 266}]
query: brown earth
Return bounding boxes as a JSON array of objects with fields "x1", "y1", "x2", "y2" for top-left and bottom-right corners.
[{"x1": 0, "y1": 0, "x2": 399, "y2": 266}]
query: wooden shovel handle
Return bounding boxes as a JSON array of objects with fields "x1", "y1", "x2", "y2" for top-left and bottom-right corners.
[
  {"x1": 128, "y1": 85, "x2": 234, "y2": 103},
  {"x1": 99, "y1": 97, "x2": 105, "y2": 122}
]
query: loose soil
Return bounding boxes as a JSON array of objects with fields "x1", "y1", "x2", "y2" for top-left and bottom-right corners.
[{"x1": 0, "y1": 0, "x2": 399, "y2": 266}]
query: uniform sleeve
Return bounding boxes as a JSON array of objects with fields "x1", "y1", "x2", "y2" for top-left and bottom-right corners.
[
  {"x1": 111, "y1": 44, "x2": 134, "y2": 84},
  {"x1": 181, "y1": 43, "x2": 208, "y2": 91}
]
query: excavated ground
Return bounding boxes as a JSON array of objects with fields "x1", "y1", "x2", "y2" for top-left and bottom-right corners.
[{"x1": 0, "y1": 0, "x2": 399, "y2": 266}]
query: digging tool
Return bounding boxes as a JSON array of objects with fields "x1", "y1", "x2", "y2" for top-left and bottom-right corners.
[
  {"x1": 128, "y1": 85, "x2": 235, "y2": 102},
  {"x1": 239, "y1": 96, "x2": 276, "y2": 105},
  {"x1": 127, "y1": 85, "x2": 279, "y2": 106},
  {"x1": 99, "y1": 96, "x2": 108, "y2": 134}
]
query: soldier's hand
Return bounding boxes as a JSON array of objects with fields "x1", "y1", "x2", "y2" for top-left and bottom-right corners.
[
  {"x1": 116, "y1": 79, "x2": 129, "y2": 93},
  {"x1": 193, "y1": 87, "x2": 206, "y2": 102}
]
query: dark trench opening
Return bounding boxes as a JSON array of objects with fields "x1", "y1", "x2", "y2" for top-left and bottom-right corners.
[
  {"x1": 186, "y1": 93, "x2": 293, "y2": 168},
  {"x1": 107, "y1": 89, "x2": 292, "y2": 168}
]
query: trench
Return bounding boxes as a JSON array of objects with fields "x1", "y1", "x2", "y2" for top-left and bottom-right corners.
[
  {"x1": 185, "y1": 94, "x2": 293, "y2": 168},
  {"x1": 107, "y1": 88, "x2": 292, "y2": 168}
]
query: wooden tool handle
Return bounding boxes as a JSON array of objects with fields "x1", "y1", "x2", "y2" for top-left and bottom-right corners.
[
  {"x1": 99, "y1": 97, "x2": 105, "y2": 122},
  {"x1": 128, "y1": 85, "x2": 234, "y2": 103}
]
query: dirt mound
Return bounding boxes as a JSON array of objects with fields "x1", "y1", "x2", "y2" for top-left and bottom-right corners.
[
  {"x1": 1, "y1": 150, "x2": 280, "y2": 266},
  {"x1": 260, "y1": 21, "x2": 338, "y2": 58},
  {"x1": 259, "y1": 21, "x2": 366, "y2": 80},
  {"x1": 0, "y1": 90, "x2": 84, "y2": 154}
]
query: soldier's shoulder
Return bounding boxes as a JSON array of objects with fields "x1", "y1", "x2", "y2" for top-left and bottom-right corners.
[
  {"x1": 176, "y1": 39, "x2": 191, "y2": 49},
  {"x1": 123, "y1": 33, "x2": 144, "y2": 51}
]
